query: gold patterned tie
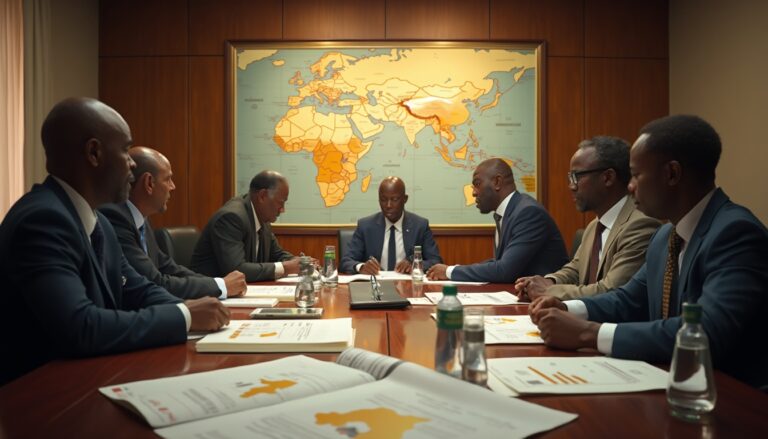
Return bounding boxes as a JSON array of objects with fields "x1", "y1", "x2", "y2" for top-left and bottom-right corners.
[{"x1": 662, "y1": 228, "x2": 683, "y2": 319}]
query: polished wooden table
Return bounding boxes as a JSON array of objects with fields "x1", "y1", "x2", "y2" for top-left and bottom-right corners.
[{"x1": 2, "y1": 282, "x2": 767, "y2": 438}]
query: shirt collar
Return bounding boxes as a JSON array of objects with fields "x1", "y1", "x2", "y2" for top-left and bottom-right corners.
[
  {"x1": 250, "y1": 200, "x2": 262, "y2": 234},
  {"x1": 385, "y1": 213, "x2": 404, "y2": 232},
  {"x1": 598, "y1": 195, "x2": 628, "y2": 230},
  {"x1": 675, "y1": 188, "x2": 717, "y2": 243},
  {"x1": 495, "y1": 191, "x2": 516, "y2": 217},
  {"x1": 125, "y1": 200, "x2": 145, "y2": 229},
  {"x1": 51, "y1": 175, "x2": 98, "y2": 236}
]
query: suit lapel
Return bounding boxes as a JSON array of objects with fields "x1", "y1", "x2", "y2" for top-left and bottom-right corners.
[
  {"x1": 402, "y1": 211, "x2": 414, "y2": 258},
  {"x1": 597, "y1": 198, "x2": 635, "y2": 277},
  {"x1": 678, "y1": 189, "x2": 727, "y2": 300},
  {"x1": 497, "y1": 193, "x2": 521, "y2": 259},
  {"x1": 578, "y1": 219, "x2": 598, "y2": 284},
  {"x1": 371, "y1": 213, "x2": 386, "y2": 259},
  {"x1": 45, "y1": 178, "x2": 116, "y2": 308},
  {"x1": 243, "y1": 196, "x2": 259, "y2": 262}
]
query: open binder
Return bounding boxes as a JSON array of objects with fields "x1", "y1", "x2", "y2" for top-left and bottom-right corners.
[{"x1": 349, "y1": 279, "x2": 410, "y2": 309}]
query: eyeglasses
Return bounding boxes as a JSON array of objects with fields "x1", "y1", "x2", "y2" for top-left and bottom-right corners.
[{"x1": 567, "y1": 167, "x2": 610, "y2": 186}]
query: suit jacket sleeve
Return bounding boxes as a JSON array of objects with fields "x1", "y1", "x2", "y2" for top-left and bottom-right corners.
[
  {"x1": 451, "y1": 205, "x2": 557, "y2": 283},
  {"x1": 11, "y1": 207, "x2": 186, "y2": 358},
  {"x1": 209, "y1": 211, "x2": 277, "y2": 281},
  {"x1": 100, "y1": 206, "x2": 220, "y2": 299},
  {"x1": 547, "y1": 216, "x2": 659, "y2": 299}
]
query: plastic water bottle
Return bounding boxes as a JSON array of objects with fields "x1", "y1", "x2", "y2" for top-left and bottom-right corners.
[
  {"x1": 667, "y1": 302, "x2": 716, "y2": 421},
  {"x1": 435, "y1": 285, "x2": 462, "y2": 377},
  {"x1": 321, "y1": 245, "x2": 338, "y2": 287},
  {"x1": 294, "y1": 256, "x2": 317, "y2": 308},
  {"x1": 411, "y1": 245, "x2": 424, "y2": 283},
  {"x1": 461, "y1": 308, "x2": 488, "y2": 386}
]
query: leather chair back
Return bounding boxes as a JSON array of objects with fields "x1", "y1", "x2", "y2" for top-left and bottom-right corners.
[
  {"x1": 337, "y1": 228, "x2": 355, "y2": 263},
  {"x1": 154, "y1": 226, "x2": 200, "y2": 268}
]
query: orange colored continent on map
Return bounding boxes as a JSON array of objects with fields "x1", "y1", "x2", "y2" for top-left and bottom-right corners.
[
  {"x1": 240, "y1": 378, "x2": 297, "y2": 398},
  {"x1": 316, "y1": 408, "x2": 428, "y2": 439},
  {"x1": 520, "y1": 174, "x2": 536, "y2": 193}
]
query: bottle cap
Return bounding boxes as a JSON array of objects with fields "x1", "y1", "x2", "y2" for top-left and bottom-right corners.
[
  {"x1": 415, "y1": 245, "x2": 422, "y2": 250},
  {"x1": 682, "y1": 302, "x2": 702, "y2": 323},
  {"x1": 442, "y1": 284, "x2": 458, "y2": 296}
]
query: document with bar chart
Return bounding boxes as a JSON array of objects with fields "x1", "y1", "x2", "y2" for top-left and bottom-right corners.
[{"x1": 487, "y1": 357, "x2": 668, "y2": 395}]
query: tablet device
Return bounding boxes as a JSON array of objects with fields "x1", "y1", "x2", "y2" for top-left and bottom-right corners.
[{"x1": 249, "y1": 308, "x2": 323, "y2": 319}]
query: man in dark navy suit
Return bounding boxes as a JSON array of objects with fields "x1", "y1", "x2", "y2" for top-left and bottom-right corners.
[
  {"x1": 0, "y1": 98, "x2": 229, "y2": 385},
  {"x1": 340, "y1": 177, "x2": 442, "y2": 274},
  {"x1": 427, "y1": 158, "x2": 568, "y2": 283}
]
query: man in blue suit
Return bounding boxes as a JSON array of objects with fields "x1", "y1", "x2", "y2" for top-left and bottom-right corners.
[
  {"x1": 530, "y1": 115, "x2": 768, "y2": 389},
  {"x1": 426, "y1": 158, "x2": 568, "y2": 283},
  {"x1": 340, "y1": 177, "x2": 442, "y2": 274},
  {"x1": 0, "y1": 97, "x2": 229, "y2": 385}
]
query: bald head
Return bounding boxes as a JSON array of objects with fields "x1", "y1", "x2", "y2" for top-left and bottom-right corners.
[
  {"x1": 127, "y1": 146, "x2": 176, "y2": 216},
  {"x1": 471, "y1": 158, "x2": 516, "y2": 214},
  {"x1": 129, "y1": 146, "x2": 169, "y2": 183},
  {"x1": 41, "y1": 97, "x2": 135, "y2": 207},
  {"x1": 379, "y1": 176, "x2": 408, "y2": 223}
]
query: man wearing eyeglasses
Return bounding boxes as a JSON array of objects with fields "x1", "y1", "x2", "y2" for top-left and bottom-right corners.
[
  {"x1": 426, "y1": 158, "x2": 568, "y2": 283},
  {"x1": 514, "y1": 136, "x2": 660, "y2": 301}
]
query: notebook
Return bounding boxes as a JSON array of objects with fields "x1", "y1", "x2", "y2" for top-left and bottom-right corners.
[{"x1": 348, "y1": 280, "x2": 410, "y2": 309}]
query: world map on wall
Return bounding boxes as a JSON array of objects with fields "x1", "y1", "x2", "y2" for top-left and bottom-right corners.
[{"x1": 234, "y1": 44, "x2": 538, "y2": 225}]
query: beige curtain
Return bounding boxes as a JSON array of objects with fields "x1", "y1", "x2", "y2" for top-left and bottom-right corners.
[
  {"x1": 23, "y1": 0, "x2": 50, "y2": 192},
  {"x1": 1, "y1": 0, "x2": 25, "y2": 219}
]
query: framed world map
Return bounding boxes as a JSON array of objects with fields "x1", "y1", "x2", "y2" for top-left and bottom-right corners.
[{"x1": 226, "y1": 41, "x2": 543, "y2": 226}]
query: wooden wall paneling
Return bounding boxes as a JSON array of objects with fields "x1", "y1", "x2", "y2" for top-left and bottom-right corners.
[
  {"x1": 99, "y1": 57, "x2": 190, "y2": 227},
  {"x1": 585, "y1": 0, "x2": 668, "y2": 58},
  {"x1": 273, "y1": 229, "x2": 338, "y2": 261},
  {"x1": 490, "y1": 0, "x2": 584, "y2": 56},
  {"x1": 99, "y1": 0, "x2": 188, "y2": 56},
  {"x1": 188, "y1": 0, "x2": 283, "y2": 55},
  {"x1": 585, "y1": 58, "x2": 669, "y2": 144},
  {"x1": 546, "y1": 57, "x2": 586, "y2": 253},
  {"x1": 284, "y1": 0, "x2": 386, "y2": 40},
  {"x1": 189, "y1": 56, "x2": 225, "y2": 230},
  {"x1": 386, "y1": 0, "x2": 489, "y2": 40},
  {"x1": 434, "y1": 234, "x2": 494, "y2": 266}
]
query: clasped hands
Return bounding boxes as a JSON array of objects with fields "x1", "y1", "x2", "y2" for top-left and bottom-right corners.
[{"x1": 529, "y1": 296, "x2": 601, "y2": 351}]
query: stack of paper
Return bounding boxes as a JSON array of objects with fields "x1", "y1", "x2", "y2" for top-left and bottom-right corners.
[
  {"x1": 488, "y1": 357, "x2": 668, "y2": 395},
  {"x1": 245, "y1": 285, "x2": 296, "y2": 301},
  {"x1": 196, "y1": 318, "x2": 355, "y2": 353},
  {"x1": 221, "y1": 298, "x2": 279, "y2": 308}
]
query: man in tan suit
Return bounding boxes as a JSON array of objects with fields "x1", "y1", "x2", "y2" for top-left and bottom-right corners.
[{"x1": 515, "y1": 136, "x2": 660, "y2": 300}]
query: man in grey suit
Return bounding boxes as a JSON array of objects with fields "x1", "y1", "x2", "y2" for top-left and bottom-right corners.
[
  {"x1": 191, "y1": 171, "x2": 300, "y2": 282},
  {"x1": 530, "y1": 115, "x2": 768, "y2": 388},
  {"x1": 100, "y1": 147, "x2": 246, "y2": 299},
  {"x1": 515, "y1": 136, "x2": 660, "y2": 300},
  {"x1": 0, "y1": 98, "x2": 228, "y2": 385},
  {"x1": 426, "y1": 158, "x2": 568, "y2": 283},
  {"x1": 340, "y1": 177, "x2": 442, "y2": 274}
]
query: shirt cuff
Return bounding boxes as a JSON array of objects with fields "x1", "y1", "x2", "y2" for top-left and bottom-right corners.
[
  {"x1": 597, "y1": 323, "x2": 617, "y2": 355},
  {"x1": 355, "y1": 263, "x2": 363, "y2": 273},
  {"x1": 564, "y1": 300, "x2": 588, "y2": 319},
  {"x1": 446, "y1": 265, "x2": 456, "y2": 279},
  {"x1": 544, "y1": 275, "x2": 558, "y2": 284},
  {"x1": 274, "y1": 262, "x2": 285, "y2": 278},
  {"x1": 176, "y1": 303, "x2": 191, "y2": 332},
  {"x1": 214, "y1": 277, "x2": 227, "y2": 299}
]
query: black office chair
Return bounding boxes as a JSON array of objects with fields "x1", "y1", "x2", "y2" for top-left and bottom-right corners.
[
  {"x1": 337, "y1": 228, "x2": 355, "y2": 264},
  {"x1": 571, "y1": 228, "x2": 585, "y2": 259},
  {"x1": 154, "y1": 226, "x2": 201, "y2": 268}
]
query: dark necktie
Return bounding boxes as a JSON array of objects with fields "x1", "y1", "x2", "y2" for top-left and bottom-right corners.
[
  {"x1": 493, "y1": 213, "x2": 502, "y2": 250},
  {"x1": 387, "y1": 225, "x2": 396, "y2": 271},
  {"x1": 662, "y1": 229, "x2": 684, "y2": 319},
  {"x1": 587, "y1": 221, "x2": 606, "y2": 284},
  {"x1": 91, "y1": 221, "x2": 106, "y2": 272},
  {"x1": 138, "y1": 223, "x2": 148, "y2": 254}
]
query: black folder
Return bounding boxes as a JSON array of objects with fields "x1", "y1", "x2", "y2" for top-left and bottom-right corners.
[{"x1": 349, "y1": 280, "x2": 410, "y2": 309}]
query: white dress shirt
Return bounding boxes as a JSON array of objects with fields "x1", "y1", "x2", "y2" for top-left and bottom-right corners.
[
  {"x1": 565, "y1": 189, "x2": 717, "y2": 355},
  {"x1": 354, "y1": 214, "x2": 406, "y2": 272},
  {"x1": 51, "y1": 176, "x2": 191, "y2": 330}
]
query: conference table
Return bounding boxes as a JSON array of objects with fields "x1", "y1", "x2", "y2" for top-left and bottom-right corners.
[{"x1": 2, "y1": 281, "x2": 767, "y2": 438}]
